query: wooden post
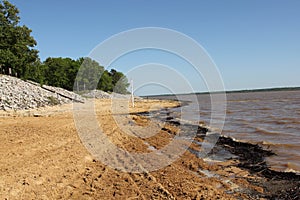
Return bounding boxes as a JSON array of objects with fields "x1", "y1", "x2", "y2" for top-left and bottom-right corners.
[{"x1": 131, "y1": 79, "x2": 134, "y2": 108}]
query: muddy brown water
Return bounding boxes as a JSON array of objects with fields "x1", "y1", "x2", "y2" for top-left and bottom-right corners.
[{"x1": 150, "y1": 90, "x2": 300, "y2": 173}]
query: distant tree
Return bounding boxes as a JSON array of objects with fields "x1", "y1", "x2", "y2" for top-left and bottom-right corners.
[
  {"x1": 75, "y1": 57, "x2": 104, "y2": 91},
  {"x1": 68, "y1": 58, "x2": 81, "y2": 91},
  {"x1": 43, "y1": 57, "x2": 79, "y2": 90},
  {"x1": 109, "y1": 69, "x2": 129, "y2": 94},
  {"x1": 16, "y1": 54, "x2": 130, "y2": 94},
  {"x1": 0, "y1": 0, "x2": 38, "y2": 77},
  {"x1": 44, "y1": 57, "x2": 67, "y2": 88},
  {"x1": 25, "y1": 60, "x2": 47, "y2": 85},
  {"x1": 98, "y1": 70, "x2": 113, "y2": 92}
]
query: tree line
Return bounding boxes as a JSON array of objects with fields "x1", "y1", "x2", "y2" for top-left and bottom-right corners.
[
  {"x1": 26, "y1": 57, "x2": 129, "y2": 94},
  {"x1": 0, "y1": 0, "x2": 129, "y2": 94}
]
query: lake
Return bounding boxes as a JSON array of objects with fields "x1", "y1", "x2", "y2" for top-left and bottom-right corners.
[{"x1": 151, "y1": 90, "x2": 300, "y2": 173}]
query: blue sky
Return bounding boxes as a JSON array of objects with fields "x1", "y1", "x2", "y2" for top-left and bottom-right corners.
[{"x1": 9, "y1": 0, "x2": 300, "y2": 94}]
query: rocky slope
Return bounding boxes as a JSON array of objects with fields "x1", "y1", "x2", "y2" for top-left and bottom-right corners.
[
  {"x1": 81, "y1": 90, "x2": 112, "y2": 99},
  {"x1": 82, "y1": 89, "x2": 141, "y2": 100},
  {"x1": 0, "y1": 75, "x2": 84, "y2": 111}
]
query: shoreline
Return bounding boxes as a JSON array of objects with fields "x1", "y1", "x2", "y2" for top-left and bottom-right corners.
[
  {"x1": 135, "y1": 101, "x2": 300, "y2": 199},
  {"x1": 0, "y1": 99, "x2": 299, "y2": 199},
  {"x1": 148, "y1": 93, "x2": 300, "y2": 174}
]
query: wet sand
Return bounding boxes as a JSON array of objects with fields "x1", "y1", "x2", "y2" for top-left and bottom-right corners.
[{"x1": 0, "y1": 99, "x2": 299, "y2": 199}]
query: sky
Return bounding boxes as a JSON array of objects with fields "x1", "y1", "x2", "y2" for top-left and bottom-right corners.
[{"x1": 9, "y1": 0, "x2": 300, "y2": 95}]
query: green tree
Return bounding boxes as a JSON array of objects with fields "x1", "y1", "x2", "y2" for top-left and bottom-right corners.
[
  {"x1": 68, "y1": 58, "x2": 81, "y2": 91},
  {"x1": 109, "y1": 69, "x2": 129, "y2": 94},
  {"x1": 25, "y1": 60, "x2": 47, "y2": 85},
  {"x1": 75, "y1": 57, "x2": 105, "y2": 91},
  {"x1": 98, "y1": 70, "x2": 113, "y2": 92},
  {"x1": 43, "y1": 57, "x2": 80, "y2": 90},
  {"x1": 0, "y1": 0, "x2": 38, "y2": 77}
]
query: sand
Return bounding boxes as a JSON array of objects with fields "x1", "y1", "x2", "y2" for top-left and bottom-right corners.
[{"x1": 0, "y1": 99, "x2": 298, "y2": 199}]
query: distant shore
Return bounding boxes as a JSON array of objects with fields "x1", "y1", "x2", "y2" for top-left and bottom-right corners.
[{"x1": 142, "y1": 86, "x2": 300, "y2": 97}]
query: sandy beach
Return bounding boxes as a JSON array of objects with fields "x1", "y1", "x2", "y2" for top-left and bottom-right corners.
[
  {"x1": 1, "y1": 0, "x2": 300, "y2": 199},
  {"x1": 0, "y1": 99, "x2": 299, "y2": 199}
]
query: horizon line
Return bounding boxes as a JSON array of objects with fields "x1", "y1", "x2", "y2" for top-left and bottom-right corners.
[{"x1": 141, "y1": 86, "x2": 300, "y2": 97}]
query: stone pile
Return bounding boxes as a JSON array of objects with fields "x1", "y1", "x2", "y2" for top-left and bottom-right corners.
[
  {"x1": 111, "y1": 92, "x2": 132, "y2": 99},
  {"x1": 0, "y1": 75, "x2": 84, "y2": 111},
  {"x1": 41, "y1": 85, "x2": 85, "y2": 102},
  {"x1": 82, "y1": 90, "x2": 142, "y2": 100},
  {"x1": 82, "y1": 90, "x2": 111, "y2": 99}
]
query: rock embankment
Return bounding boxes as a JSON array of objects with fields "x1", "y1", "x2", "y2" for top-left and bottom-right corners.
[
  {"x1": 82, "y1": 90, "x2": 142, "y2": 100},
  {"x1": 0, "y1": 75, "x2": 84, "y2": 111},
  {"x1": 82, "y1": 90, "x2": 111, "y2": 99}
]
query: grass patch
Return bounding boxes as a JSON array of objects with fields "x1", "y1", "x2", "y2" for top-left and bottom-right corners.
[{"x1": 47, "y1": 96, "x2": 60, "y2": 106}]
